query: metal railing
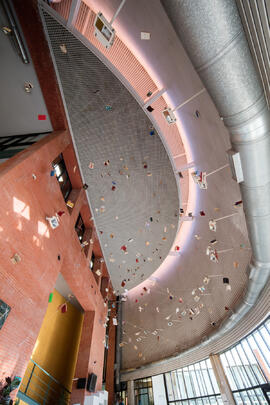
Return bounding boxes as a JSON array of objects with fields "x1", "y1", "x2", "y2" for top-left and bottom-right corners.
[{"x1": 17, "y1": 359, "x2": 71, "y2": 405}]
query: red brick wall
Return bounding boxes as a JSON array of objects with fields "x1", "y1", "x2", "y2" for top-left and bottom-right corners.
[
  {"x1": 0, "y1": 132, "x2": 110, "y2": 403},
  {"x1": 1, "y1": 3, "x2": 117, "y2": 401}
]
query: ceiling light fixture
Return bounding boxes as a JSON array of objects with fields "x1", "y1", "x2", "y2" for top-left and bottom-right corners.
[
  {"x1": 227, "y1": 149, "x2": 244, "y2": 183},
  {"x1": 94, "y1": 0, "x2": 127, "y2": 49}
]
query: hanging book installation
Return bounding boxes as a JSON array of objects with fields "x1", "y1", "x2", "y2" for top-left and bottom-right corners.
[
  {"x1": 66, "y1": 200, "x2": 74, "y2": 209},
  {"x1": 59, "y1": 303, "x2": 67, "y2": 313},
  {"x1": 46, "y1": 216, "x2": 59, "y2": 229},
  {"x1": 10, "y1": 253, "x2": 21, "y2": 264},
  {"x1": 206, "y1": 246, "x2": 218, "y2": 263},
  {"x1": 207, "y1": 275, "x2": 232, "y2": 292},
  {"x1": 191, "y1": 171, "x2": 207, "y2": 189},
  {"x1": 192, "y1": 164, "x2": 229, "y2": 190},
  {"x1": 209, "y1": 212, "x2": 238, "y2": 232}
]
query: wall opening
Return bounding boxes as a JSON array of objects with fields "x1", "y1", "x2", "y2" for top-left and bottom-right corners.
[{"x1": 17, "y1": 276, "x2": 84, "y2": 404}]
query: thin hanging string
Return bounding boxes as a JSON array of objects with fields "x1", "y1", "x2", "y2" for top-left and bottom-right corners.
[
  {"x1": 215, "y1": 212, "x2": 238, "y2": 222},
  {"x1": 206, "y1": 163, "x2": 229, "y2": 177},
  {"x1": 217, "y1": 248, "x2": 235, "y2": 254}
]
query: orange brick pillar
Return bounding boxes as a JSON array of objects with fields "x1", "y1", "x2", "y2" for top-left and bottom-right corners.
[
  {"x1": 106, "y1": 302, "x2": 116, "y2": 405},
  {"x1": 71, "y1": 310, "x2": 106, "y2": 405}
]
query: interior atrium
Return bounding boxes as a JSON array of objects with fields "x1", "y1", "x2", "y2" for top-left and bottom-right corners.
[{"x1": 0, "y1": 0, "x2": 270, "y2": 404}]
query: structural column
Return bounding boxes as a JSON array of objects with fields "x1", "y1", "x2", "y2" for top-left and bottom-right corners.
[
  {"x1": 210, "y1": 354, "x2": 236, "y2": 405},
  {"x1": 105, "y1": 301, "x2": 116, "y2": 405},
  {"x1": 115, "y1": 299, "x2": 122, "y2": 392},
  {"x1": 127, "y1": 380, "x2": 135, "y2": 405}
]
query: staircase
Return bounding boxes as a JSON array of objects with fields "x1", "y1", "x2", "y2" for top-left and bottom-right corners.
[{"x1": 17, "y1": 359, "x2": 70, "y2": 405}]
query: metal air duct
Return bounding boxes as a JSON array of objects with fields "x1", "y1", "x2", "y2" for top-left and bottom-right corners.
[{"x1": 160, "y1": 0, "x2": 270, "y2": 345}]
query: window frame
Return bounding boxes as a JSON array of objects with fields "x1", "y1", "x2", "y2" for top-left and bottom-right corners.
[
  {"x1": 52, "y1": 153, "x2": 72, "y2": 202},
  {"x1": 74, "y1": 214, "x2": 85, "y2": 243}
]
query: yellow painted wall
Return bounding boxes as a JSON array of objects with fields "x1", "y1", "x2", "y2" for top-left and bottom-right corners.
[{"x1": 19, "y1": 289, "x2": 84, "y2": 403}]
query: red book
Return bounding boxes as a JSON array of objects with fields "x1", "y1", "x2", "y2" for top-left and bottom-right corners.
[{"x1": 38, "y1": 114, "x2": 46, "y2": 120}]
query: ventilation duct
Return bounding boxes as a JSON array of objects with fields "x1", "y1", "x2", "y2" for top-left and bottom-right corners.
[{"x1": 159, "y1": 0, "x2": 270, "y2": 349}]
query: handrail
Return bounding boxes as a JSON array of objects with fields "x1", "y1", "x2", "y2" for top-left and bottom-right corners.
[
  {"x1": 19, "y1": 359, "x2": 71, "y2": 405},
  {"x1": 29, "y1": 359, "x2": 71, "y2": 394}
]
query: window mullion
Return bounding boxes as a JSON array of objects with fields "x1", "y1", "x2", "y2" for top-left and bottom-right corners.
[
  {"x1": 235, "y1": 345, "x2": 262, "y2": 404},
  {"x1": 258, "y1": 327, "x2": 270, "y2": 354},
  {"x1": 188, "y1": 366, "x2": 197, "y2": 399},
  {"x1": 245, "y1": 337, "x2": 268, "y2": 384},
  {"x1": 251, "y1": 334, "x2": 270, "y2": 370},
  {"x1": 198, "y1": 362, "x2": 208, "y2": 396},
  {"x1": 193, "y1": 366, "x2": 203, "y2": 398},
  {"x1": 204, "y1": 360, "x2": 216, "y2": 395},
  {"x1": 240, "y1": 340, "x2": 261, "y2": 386},
  {"x1": 223, "y1": 351, "x2": 246, "y2": 403}
]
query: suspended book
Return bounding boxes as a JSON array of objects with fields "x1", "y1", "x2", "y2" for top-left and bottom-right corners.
[
  {"x1": 209, "y1": 219, "x2": 217, "y2": 232},
  {"x1": 206, "y1": 246, "x2": 218, "y2": 263},
  {"x1": 191, "y1": 171, "x2": 207, "y2": 189},
  {"x1": 46, "y1": 216, "x2": 59, "y2": 229}
]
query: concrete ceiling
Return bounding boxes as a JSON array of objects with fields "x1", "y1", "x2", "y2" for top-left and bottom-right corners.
[{"x1": 42, "y1": 0, "x2": 252, "y2": 370}]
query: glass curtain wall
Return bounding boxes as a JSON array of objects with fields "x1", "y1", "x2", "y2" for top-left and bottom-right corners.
[
  {"x1": 220, "y1": 316, "x2": 270, "y2": 405},
  {"x1": 131, "y1": 317, "x2": 270, "y2": 405},
  {"x1": 165, "y1": 359, "x2": 223, "y2": 404},
  {"x1": 134, "y1": 377, "x2": 154, "y2": 405}
]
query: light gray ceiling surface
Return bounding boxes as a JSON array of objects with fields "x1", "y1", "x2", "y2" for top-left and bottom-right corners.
[
  {"x1": 41, "y1": 0, "x2": 255, "y2": 371},
  {"x1": 42, "y1": 11, "x2": 179, "y2": 292},
  {"x1": 78, "y1": 0, "x2": 252, "y2": 370}
]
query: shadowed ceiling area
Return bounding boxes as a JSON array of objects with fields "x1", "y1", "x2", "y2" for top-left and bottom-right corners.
[{"x1": 43, "y1": 12, "x2": 179, "y2": 292}]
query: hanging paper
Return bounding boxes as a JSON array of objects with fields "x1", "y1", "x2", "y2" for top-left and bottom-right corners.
[{"x1": 209, "y1": 219, "x2": 217, "y2": 232}]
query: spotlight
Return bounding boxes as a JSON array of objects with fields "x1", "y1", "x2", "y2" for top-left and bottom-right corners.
[
  {"x1": 94, "y1": 1, "x2": 127, "y2": 49},
  {"x1": 162, "y1": 108, "x2": 176, "y2": 124},
  {"x1": 94, "y1": 12, "x2": 115, "y2": 49}
]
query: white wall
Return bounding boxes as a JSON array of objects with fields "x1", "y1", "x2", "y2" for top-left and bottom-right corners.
[
  {"x1": 152, "y1": 374, "x2": 167, "y2": 405},
  {"x1": 0, "y1": 2, "x2": 52, "y2": 136}
]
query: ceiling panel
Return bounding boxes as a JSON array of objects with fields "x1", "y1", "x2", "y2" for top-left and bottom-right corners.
[
  {"x1": 40, "y1": 0, "x2": 255, "y2": 373},
  {"x1": 41, "y1": 11, "x2": 179, "y2": 292}
]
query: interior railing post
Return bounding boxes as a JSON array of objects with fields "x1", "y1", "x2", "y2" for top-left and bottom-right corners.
[{"x1": 25, "y1": 363, "x2": 36, "y2": 395}]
